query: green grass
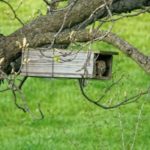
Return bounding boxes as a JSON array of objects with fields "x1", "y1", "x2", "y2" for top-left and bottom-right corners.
[{"x1": 0, "y1": 1, "x2": 150, "y2": 149}]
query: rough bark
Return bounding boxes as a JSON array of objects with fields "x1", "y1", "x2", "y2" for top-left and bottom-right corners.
[{"x1": 0, "y1": 0, "x2": 150, "y2": 75}]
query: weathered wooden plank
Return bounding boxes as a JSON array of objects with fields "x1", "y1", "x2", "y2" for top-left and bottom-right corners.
[{"x1": 21, "y1": 49, "x2": 94, "y2": 78}]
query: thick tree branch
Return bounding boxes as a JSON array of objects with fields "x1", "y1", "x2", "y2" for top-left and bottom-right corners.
[
  {"x1": 1, "y1": 29, "x2": 149, "y2": 75},
  {"x1": 0, "y1": 0, "x2": 150, "y2": 75},
  {"x1": 102, "y1": 32, "x2": 150, "y2": 74},
  {"x1": 112, "y1": 0, "x2": 150, "y2": 14},
  {"x1": 10, "y1": 0, "x2": 150, "y2": 37}
]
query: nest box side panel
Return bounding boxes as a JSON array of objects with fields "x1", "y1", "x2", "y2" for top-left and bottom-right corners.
[{"x1": 21, "y1": 50, "x2": 94, "y2": 78}]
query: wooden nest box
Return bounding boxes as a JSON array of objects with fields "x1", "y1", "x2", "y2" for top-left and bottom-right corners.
[{"x1": 21, "y1": 49, "x2": 118, "y2": 79}]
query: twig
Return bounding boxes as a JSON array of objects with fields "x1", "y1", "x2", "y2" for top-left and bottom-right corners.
[
  {"x1": 0, "y1": 0, "x2": 24, "y2": 26},
  {"x1": 130, "y1": 102, "x2": 145, "y2": 150},
  {"x1": 78, "y1": 3, "x2": 106, "y2": 29},
  {"x1": 18, "y1": 76, "x2": 28, "y2": 89},
  {"x1": 118, "y1": 110, "x2": 126, "y2": 150},
  {"x1": 0, "y1": 88, "x2": 10, "y2": 92},
  {"x1": 99, "y1": 7, "x2": 150, "y2": 23},
  {"x1": 0, "y1": 69, "x2": 44, "y2": 120},
  {"x1": 97, "y1": 75, "x2": 124, "y2": 102},
  {"x1": 40, "y1": 0, "x2": 78, "y2": 58},
  {"x1": 12, "y1": 90, "x2": 26, "y2": 112},
  {"x1": 78, "y1": 78, "x2": 149, "y2": 109},
  {"x1": 38, "y1": 103, "x2": 45, "y2": 120}
]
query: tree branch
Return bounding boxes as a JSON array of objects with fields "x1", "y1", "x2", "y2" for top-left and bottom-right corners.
[
  {"x1": 78, "y1": 78, "x2": 149, "y2": 109},
  {"x1": 0, "y1": 29, "x2": 150, "y2": 74},
  {"x1": 0, "y1": 0, "x2": 150, "y2": 75}
]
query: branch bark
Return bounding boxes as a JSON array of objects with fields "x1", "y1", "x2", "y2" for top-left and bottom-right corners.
[{"x1": 0, "y1": 0, "x2": 150, "y2": 75}]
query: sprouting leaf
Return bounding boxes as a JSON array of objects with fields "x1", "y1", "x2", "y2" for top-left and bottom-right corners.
[
  {"x1": 69, "y1": 31, "x2": 75, "y2": 40},
  {"x1": 54, "y1": 55, "x2": 61, "y2": 63},
  {"x1": 16, "y1": 41, "x2": 22, "y2": 49},
  {"x1": 89, "y1": 27, "x2": 93, "y2": 34},
  {"x1": 0, "y1": 58, "x2": 4, "y2": 64},
  {"x1": 23, "y1": 58, "x2": 30, "y2": 64},
  {"x1": 23, "y1": 37, "x2": 27, "y2": 48}
]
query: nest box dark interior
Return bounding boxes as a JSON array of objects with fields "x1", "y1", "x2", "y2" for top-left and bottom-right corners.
[{"x1": 93, "y1": 52, "x2": 115, "y2": 79}]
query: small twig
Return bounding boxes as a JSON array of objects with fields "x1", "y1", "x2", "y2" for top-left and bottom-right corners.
[
  {"x1": 15, "y1": 0, "x2": 23, "y2": 12},
  {"x1": 12, "y1": 90, "x2": 26, "y2": 112},
  {"x1": 78, "y1": 3, "x2": 106, "y2": 29},
  {"x1": 78, "y1": 78, "x2": 149, "y2": 109},
  {"x1": 0, "y1": 0, "x2": 24, "y2": 26},
  {"x1": 0, "y1": 88, "x2": 10, "y2": 92},
  {"x1": 37, "y1": 103, "x2": 45, "y2": 120},
  {"x1": 18, "y1": 76, "x2": 28, "y2": 89},
  {"x1": 43, "y1": 0, "x2": 67, "y2": 6},
  {"x1": 118, "y1": 110, "x2": 126, "y2": 150},
  {"x1": 97, "y1": 75, "x2": 124, "y2": 102},
  {"x1": 43, "y1": 0, "x2": 51, "y2": 6},
  {"x1": 40, "y1": 0, "x2": 78, "y2": 58},
  {"x1": 0, "y1": 69, "x2": 44, "y2": 119},
  {"x1": 130, "y1": 102, "x2": 145, "y2": 150},
  {"x1": 99, "y1": 7, "x2": 150, "y2": 23}
]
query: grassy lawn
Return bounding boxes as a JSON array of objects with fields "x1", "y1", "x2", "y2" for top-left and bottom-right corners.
[{"x1": 0, "y1": 1, "x2": 150, "y2": 149}]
